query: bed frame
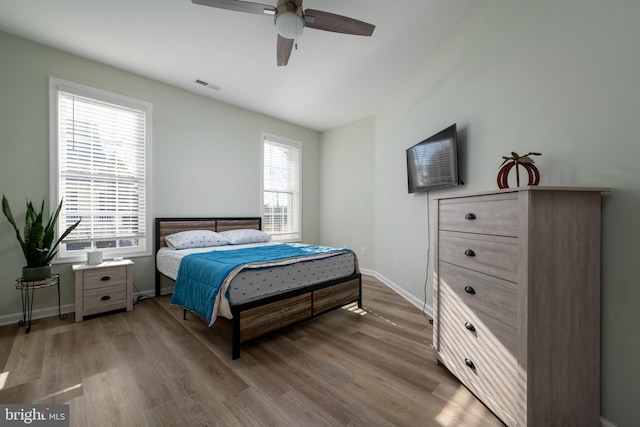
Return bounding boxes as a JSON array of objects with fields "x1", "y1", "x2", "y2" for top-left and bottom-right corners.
[{"x1": 154, "y1": 217, "x2": 362, "y2": 359}]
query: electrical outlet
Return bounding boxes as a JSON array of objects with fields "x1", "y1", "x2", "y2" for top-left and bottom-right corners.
[{"x1": 361, "y1": 247, "x2": 366, "y2": 255}]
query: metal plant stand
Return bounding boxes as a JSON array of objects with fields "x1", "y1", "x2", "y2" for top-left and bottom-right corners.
[{"x1": 15, "y1": 274, "x2": 66, "y2": 333}]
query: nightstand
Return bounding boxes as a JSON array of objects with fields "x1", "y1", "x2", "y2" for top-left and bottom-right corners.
[{"x1": 73, "y1": 259, "x2": 134, "y2": 322}]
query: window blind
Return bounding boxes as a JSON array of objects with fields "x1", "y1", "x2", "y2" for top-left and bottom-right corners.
[
  {"x1": 56, "y1": 89, "x2": 148, "y2": 253},
  {"x1": 263, "y1": 136, "x2": 301, "y2": 241}
]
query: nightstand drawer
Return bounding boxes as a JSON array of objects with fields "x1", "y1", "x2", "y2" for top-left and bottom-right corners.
[
  {"x1": 439, "y1": 231, "x2": 518, "y2": 282},
  {"x1": 439, "y1": 193, "x2": 518, "y2": 237},
  {"x1": 82, "y1": 266, "x2": 127, "y2": 290},
  {"x1": 83, "y1": 283, "x2": 127, "y2": 314},
  {"x1": 74, "y1": 259, "x2": 134, "y2": 322},
  {"x1": 439, "y1": 262, "x2": 517, "y2": 327}
]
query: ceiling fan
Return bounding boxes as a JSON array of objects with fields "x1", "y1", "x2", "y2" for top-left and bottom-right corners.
[{"x1": 192, "y1": 0, "x2": 376, "y2": 66}]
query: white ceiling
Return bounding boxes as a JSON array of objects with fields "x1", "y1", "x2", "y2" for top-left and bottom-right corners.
[{"x1": 0, "y1": 0, "x2": 475, "y2": 131}]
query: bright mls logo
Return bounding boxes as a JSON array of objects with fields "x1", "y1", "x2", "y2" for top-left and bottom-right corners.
[{"x1": 0, "y1": 404, "x2": 69, "y2": 426}]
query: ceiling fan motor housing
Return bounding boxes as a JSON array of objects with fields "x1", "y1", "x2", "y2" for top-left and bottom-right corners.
[
  {"x1": 190, "y1": 0, "x2": 375, "y2": 66},
  {"x1": 275, "y1": 2, "x2": 303, "y2": 39}
]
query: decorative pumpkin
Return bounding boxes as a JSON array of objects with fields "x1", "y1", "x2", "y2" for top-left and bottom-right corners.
[{"x1": 497, "y1": 151, "x2": 541, "y2": 189}]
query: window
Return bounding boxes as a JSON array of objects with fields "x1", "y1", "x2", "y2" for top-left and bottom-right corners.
[
  {"x1": 49, "y1": 78, "x2": 152, "y2": 261},
  {"x1": 262, "y1": 134, "x2": 301, "y2": 242}
]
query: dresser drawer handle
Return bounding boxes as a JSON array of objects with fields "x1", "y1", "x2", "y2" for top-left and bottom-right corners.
[
  {"x1": 464, "y1": 322, "x2": 476, "y2": 332},
  {"x1": 100, "y1": 295, "x2": 111, "y2": 301},
  {"x1": 464, "y1": 249, "x2": 475, "y2": 257},
  {"x1": 100, "y1": 276, "x2": 111, "y2": 281},
  {"x1": 465, "y1": 213, "x2": 476, "y2": 220},
  {"x1": 464, "y1": 285, "x2": 476, "y2": 294},
  {"x1": 464, "y1": 358, "x2": 476, "y2": 370}
]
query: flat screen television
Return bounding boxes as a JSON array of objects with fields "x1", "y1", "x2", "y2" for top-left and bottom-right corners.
[{"x1": 406, "y1": 124, "x2": 460, "y2": 193}]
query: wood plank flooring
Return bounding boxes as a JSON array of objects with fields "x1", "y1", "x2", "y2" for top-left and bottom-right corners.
[{"x1": 0, "y1": 275, "x2": 504, "y2": 426}]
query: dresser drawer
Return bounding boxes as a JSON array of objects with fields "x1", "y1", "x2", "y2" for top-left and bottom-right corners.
[
  {"x1": 439, "y1": 262, "x2": 517, "y2": 327},
  {"x1": 82, "y1": 266, "x2": 127, "y2": 290},
  {"x1": 83, "y1": 283, "x2": 127, "y2": 314},
  {"x1": 439, "y1": 231, "x2": 518, "y2": 282},
  {"x1": 438, "y1": 292, "x2": 516, "y2": 373},
  {"x1": 438, "y1": 333, "x2": 518, "y2": 420},
  {"x1": 441, "y1": 356, "x2": 518, "y2": 427},
  {"x1": 439, "y1": 193, "x2": 519, "y2": 237}
]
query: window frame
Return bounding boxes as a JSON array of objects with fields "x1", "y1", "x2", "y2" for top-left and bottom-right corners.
[
  {"x1": 49, "y1": 77, "x2": 153, "y2": 263},
  {"x1": 261, "y1": 132, "x2": 302, "y2": 243}
]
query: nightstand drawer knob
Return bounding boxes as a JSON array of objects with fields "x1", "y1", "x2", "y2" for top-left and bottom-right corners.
[
  {"x1": 464, "y1": 249, "x2": 476, "y2": 257},
  {"x1": 101, "y1": 295, "x2": 111, "y2": 301},
  {"x1": 465, "y1": 213, "x2": 476, "y2": 220},
  {"x1": 464, "y1": 358, "x2": 476, "y2": 370},
  {"x1": 464, "y1": 285, "x2": 476, "y2": 294},
  {"x1": 100, "y1": 276, "x2": 111, "y2": 281},
  {"x1": 464, "y1": 322, "x2": 476, "y2": 332}
]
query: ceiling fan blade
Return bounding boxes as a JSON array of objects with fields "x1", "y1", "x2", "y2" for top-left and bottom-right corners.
[
  {"x1": 192, "y1": 0, "x2": 276, "y2": 15},
  {"x1": 303, "y1": 9, "x2": 375, "y2": 36},
  {"x1": 277, "y1": 34, "x2": 294, "y2": 66}
]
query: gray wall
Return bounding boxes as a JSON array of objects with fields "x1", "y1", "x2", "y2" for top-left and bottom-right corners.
[
  {"x1": 0, "y1": 31, "x2": 321, "y2": 321},
  {"x1": 319, "y1": 117, "x2": 375, "y2": 269},
  {"x1": 322, "y1": 0, "x2": 638, "y2": 424},
  {"x1": 2, "y1": 0, "x2": 638, "y2": 423}
]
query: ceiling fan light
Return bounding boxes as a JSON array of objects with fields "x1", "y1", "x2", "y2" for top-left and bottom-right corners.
[{"x1": 275, "y1": 10, "x2": 303, "y2": 39}]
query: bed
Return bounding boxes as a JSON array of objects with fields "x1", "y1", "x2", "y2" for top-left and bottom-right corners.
[{"x1": 154, "y1": 217, "x2": 362, "y2": 359}]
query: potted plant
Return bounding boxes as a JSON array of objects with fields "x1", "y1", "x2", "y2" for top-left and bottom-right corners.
[{"x1": 2, "y1": 195, "x2": 81, "y2": 281}]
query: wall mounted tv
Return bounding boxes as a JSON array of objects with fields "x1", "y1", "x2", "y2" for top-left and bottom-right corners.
[{"x1": 406, "y1": 123, "x2": 460, "y2": 193}]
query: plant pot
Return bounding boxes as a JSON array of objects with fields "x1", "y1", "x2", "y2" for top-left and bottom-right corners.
[{"x1": 22, "y1": 265, "x2": 52, "y2": 282}]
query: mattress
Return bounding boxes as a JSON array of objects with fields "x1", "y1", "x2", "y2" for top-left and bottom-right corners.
[{"x1": 156, "y1": 243, "x2": 357, "y2": 306}]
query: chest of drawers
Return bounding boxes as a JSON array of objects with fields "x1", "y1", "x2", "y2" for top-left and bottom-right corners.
[
  {"x1": 433, "y1": 187, "x2": 607, "y2": 426},
  {"x1": 73, "y1": 259, "x2": 134, "y2": 322}
]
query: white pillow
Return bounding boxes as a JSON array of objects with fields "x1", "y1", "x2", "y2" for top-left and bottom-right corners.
[
  {"x1": 165, "y1": 230, "x2": 230, "y2": 249},
  {"x1": 220, "y1": 229, "x2": 272, "y2": 245}
]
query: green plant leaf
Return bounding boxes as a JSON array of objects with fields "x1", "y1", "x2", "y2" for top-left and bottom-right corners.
[
  {"x1": 2, "y1": 195, "x2": 81, "y2": 267},
  {"x1": 2, "y1": 194, "x2": 28, "y2": 259},
  {"x1": 43, "y1": 217, "x2": 81, "y2": 265}
]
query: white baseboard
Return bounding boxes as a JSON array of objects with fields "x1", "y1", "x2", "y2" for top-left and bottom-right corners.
[
  {"x1": 0, "y1": 289, "x2": 155, "y2": 326},
  {"x1": 159, "y1": 285, "x2": 175, "y2": 296},
  {"x1": 0, "y1": 303, "x2": 76, "y2": 326},
  {"x1": 0, "y1": 272, "x2": 421, "y2": 326},
  {"x1": 361, "y1": 268, "x2": 433, "y2": 319},
  {"x1": 2, "y1": 273, "x2": 421, "y2": 326},
  {"x1": 133, "y1": 289, "x2": 156, "y2": 301},
  {"x1": 0, "y1": 270, "x2": 618, "y2": 426}
]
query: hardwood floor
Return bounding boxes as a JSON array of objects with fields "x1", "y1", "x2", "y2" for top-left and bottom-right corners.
[{"x1": 0, "y1": 275, "x2": 504, "y2": 426}]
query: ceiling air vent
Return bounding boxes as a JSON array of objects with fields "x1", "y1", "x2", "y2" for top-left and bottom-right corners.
[{"x1": 195, "y1": 79, "x2": 221, "y2": 90}]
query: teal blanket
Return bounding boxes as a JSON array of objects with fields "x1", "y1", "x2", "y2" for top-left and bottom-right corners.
[{"x1": 170, "y1": 243, "x2": 350, "y2": 325}]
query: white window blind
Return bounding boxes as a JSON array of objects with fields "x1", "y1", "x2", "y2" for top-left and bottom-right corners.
[
  {"x1": 50, "y1": 78, "x2": 152, "y2": 260},
  {"x1": 262, "y1": 134, "x2": 301, "y2": 242}
]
